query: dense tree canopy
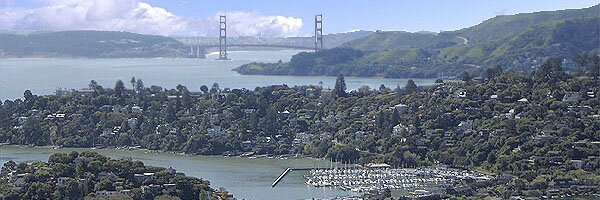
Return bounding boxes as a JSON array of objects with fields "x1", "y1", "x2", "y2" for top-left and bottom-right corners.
[{"x1": 0, "y1": 58, "x2": 599, "y2": 198}]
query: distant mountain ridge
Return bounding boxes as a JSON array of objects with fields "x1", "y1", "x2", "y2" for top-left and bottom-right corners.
[
  {"x1": 0, "y1": 30, "x2": 191, "y2": 58},
  {"x1": 235, "y1": 4, "x2": 599, "y2": 78},
  {"x1": 0, "y1": 30, "x2": 374, "y2": 58}
]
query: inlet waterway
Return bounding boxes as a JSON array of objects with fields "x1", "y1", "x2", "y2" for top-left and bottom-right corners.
[{"x1": 0, "y1": 145, "x2": 354, "y2": 200}]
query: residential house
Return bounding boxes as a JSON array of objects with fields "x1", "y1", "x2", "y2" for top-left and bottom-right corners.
[
  {"x1": 293, "y1": 132, "x2": 314, "y2": 146},
  {"x1": 98, "y1": 172, "x2": 118, "y2": 182},
  {"x1": 321, "y1": 89, "x2": 333, "y2": 100},
  {"x1": 393, "y1": 104, "x2": 408, "y2": 115},
  {"x1": 74, "y1": 89, "x2": 95, "y2": 97},
  {"x1": 208, "y1": 126, "x2": 227, "y2": 137},
  {"x1": 141, "y1": 185, "x2": 161, "y2": 195},
  {"x1": 457, "y1": 121, "x2": 473, "y2": 133},
  {"x1": 454, "y1": 89, "x2": 467, "y2": 98},
  {"x1": 163, "y1": 183, "x2": 177, "y2": 193},
  {"x1": 16, "y1": 117, "x2": 28, "y2": 125},
  {"x1": 392, "y1": 124, "x2": 409, "y2": 135},
  {"x1": 355, "y1": 131, "x2": 367, "y2": 141},
  {"x1": 571, "y1": 160, "x2": 583, "y2": 169},
  {"x1": 241, "y1": 141, "x2": 253, "y2": 149},
  {"x1": 131, "y1": 106, "x2": 142, "y2": 114},
  {"x1": 563, "y1": 93, "x2": 581, "y2": 102}
]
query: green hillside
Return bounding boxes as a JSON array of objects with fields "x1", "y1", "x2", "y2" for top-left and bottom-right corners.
[
  {"x1": 236, "y1": 4, "x2": 599, "y2": 78},
  {"x1": 451, "y1": 4, "x2": 599, "y2": 44},
  {"x1": 436, "y1": 17, "x2": 600, "y2": 70},
  {"x1": 0, "y1": 31, "x2": 191, "y2": 58},
  {"x1": 342, "y1": 31, "x2": 460, "y2": 51}
]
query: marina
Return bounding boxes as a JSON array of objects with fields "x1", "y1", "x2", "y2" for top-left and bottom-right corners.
[{"x1": 304, "y1": 164, "x2": 491, "y2": 197}]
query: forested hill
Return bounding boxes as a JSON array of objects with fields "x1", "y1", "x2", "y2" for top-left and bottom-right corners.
[
  {"x1": 235, "y1": 5, "x2": 600, "y2": 78},
  {"x1": 0, "y1": 31, "x2": 191, "y2": 58}
]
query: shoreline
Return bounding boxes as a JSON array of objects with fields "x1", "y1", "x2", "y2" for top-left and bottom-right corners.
[{"x1": 0, "y1": 144, "x2": 326, "y2": 161}]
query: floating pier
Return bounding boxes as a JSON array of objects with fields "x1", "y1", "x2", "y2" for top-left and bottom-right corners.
[{"x1": 272, "y1": 168, "x2": 292, "y2": 187}]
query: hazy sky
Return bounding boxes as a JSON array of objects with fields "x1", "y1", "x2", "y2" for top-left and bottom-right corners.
[{"x1": 0, "y1": 0, "x2": 597, "y2": 36}]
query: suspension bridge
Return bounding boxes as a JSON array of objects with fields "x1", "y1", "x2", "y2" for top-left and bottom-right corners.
[{"x1": 190, "y1": 14, "x2": 325, "y2": 60}]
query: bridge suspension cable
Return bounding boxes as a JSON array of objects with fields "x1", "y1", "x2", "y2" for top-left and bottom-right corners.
[{"x1": 194, "y1": 14, "x2": 325, "y2": 59}]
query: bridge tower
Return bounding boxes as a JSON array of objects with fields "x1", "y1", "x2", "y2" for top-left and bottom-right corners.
[
  {"x1": 218, "y1": 15, "x2": 228, "y2": 60},
  {"x1": 314, "y1": 14, "x2": 323, "y2": 52}
]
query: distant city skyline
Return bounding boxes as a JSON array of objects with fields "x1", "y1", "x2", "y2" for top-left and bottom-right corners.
[{"x1": 0, "y1": 0, "x2": 597, "y2": 37}]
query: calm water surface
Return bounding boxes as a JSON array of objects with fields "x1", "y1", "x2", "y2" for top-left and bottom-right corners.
[
  {"x1": 0, "y1": 145, "x2": 354, "y2": 200},
  {"x1": 0, "y1": 50, "x2": 436, "y2": 100}
]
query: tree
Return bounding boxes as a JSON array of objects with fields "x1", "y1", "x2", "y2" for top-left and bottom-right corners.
[
  {"x1": 176, "y1": 84, "x2": 186, "y2": 93},
  {"x1": 486, "y1": 65, "x2": 503, "y2": 80},
  {"x1": 264, "y1": 106, "x2": 278, "y2": 135},
  {"x1": 135, "y1": 79, "x2": 144, "y2": 91},
  {"x1": 48, "y1": 153, "x2": 72, "y2": 164},
  {"x1": 135, "y1": 79, "x2": 145, "y2": 101},
  {"x1": 334, "y1": 74, "x2": 347, "y2": 98},
  {"x1": 534, "y1": 58, "x2": 565, "y2": 85},
  {"x1": 358, "y1": 85, "x2": 371, "y2": 95},
  {"x1": 210, "y1": 83, "x2": 220, "y2": 93},
  {"x1": 65, "y1": 180, "x2": 82, "y2": 199},
  {"x1": 405, "y1": 79, "x2": 418, "y2": 94},
  {"x1": 182, "y1": 89, "x2": 191, "y2": 109},
  {"x1": 402, "y1": 151, "x2": 419, "y2": 167},
  {"x1": 460, "y1": 71, "x2": 472, "y2": 82},
  {"x1": 114, "y1": 80, "x2": 125, "y2": 97},
  {"x1": 589, "y1": 54, "x2": 600, "y2": 83},
  {"x1": 23, "y1": 90, "x2": 34, "y2": 101},
  {"x1": 572, "y1": 54, "x2": 588, "y2": 76},
  {"x1": 130, "y1": 76, "x2": 136, "y2": 89},
  {"x1": 378, "y1": 84, "x2": 388, "y2": 93},
  {"x1": 289, "y1": 52, "x2": 316, "y2": 75},
  {"x1": 95, "y1": 177, "x2": 116, "y2": 191},
  {"x1": 89, "y1": 80, "x2": 103, "y2": 94},
  {"x1": 89, "y1": 80, "x2": 99, "y2": 90},
  {"x1": 2, "y1": 160, "x2": 16, "y2": 173},
  {"x1": 531, "y1": 176, "x2": 548, "y2": 190},
  {"x1": 24, "y1": 182, "x2": 53, "y2": 199},
  {"x1": 87, "y1": 161, "x2": 103, "y2": 174},
  {"x1": 200, "y1": 85, "x2": 209, "y2": 94},
  {"x1": 394, "y1": 85, "x2": 403, "y2": 97}
]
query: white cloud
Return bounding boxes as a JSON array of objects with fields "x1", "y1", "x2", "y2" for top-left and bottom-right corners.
[
  {"x1": 0, "y1": 0, "x2": 304, "y2": 37},
  {"x1": 221, "y1": 11, "x2": 303, "y2": 37}
]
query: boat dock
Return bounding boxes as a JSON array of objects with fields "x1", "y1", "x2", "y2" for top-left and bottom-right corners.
[
  {"x1": 272, "y1": 168, "x2": 291, "y2": 187},
  {"x1": 272, "y1": 166, "x2": 359, "y2": 187}
]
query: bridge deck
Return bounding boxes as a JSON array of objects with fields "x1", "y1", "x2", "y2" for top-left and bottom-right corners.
[{"x1": 198, "y1": 44, "x2": 321, "y2": 50}]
